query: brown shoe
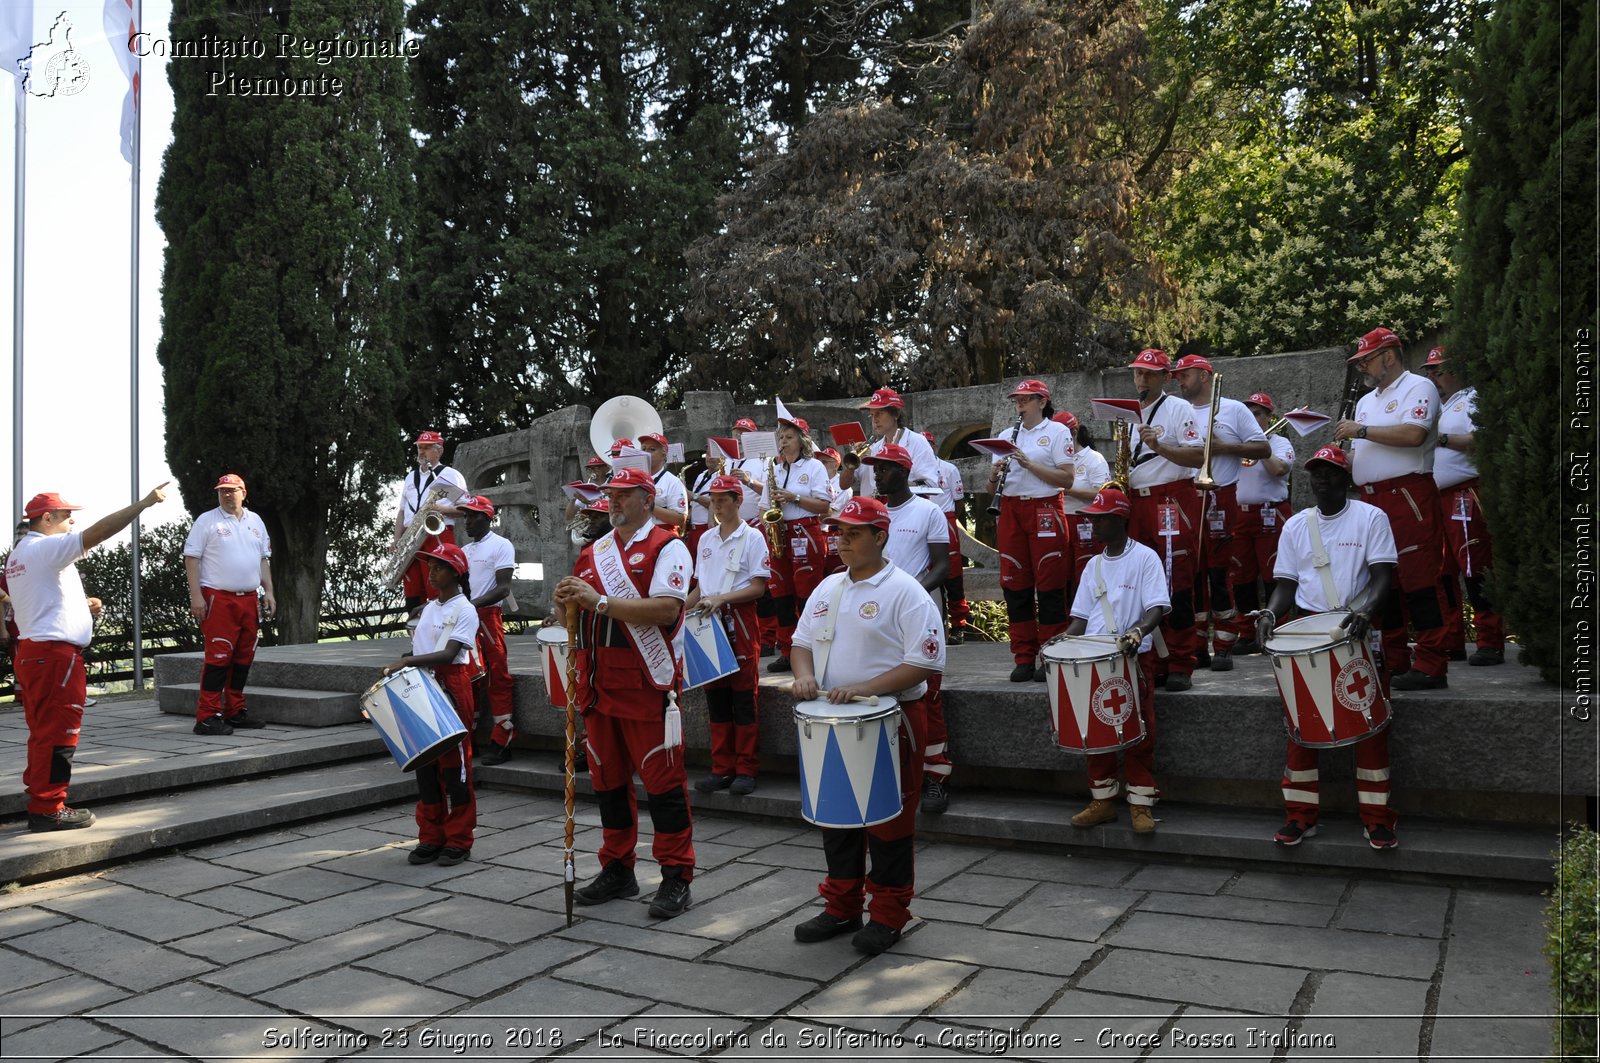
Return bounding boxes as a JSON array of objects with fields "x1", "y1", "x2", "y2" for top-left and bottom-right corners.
[
  {"x1": 1129, "y1": 805, "x2": 1156, "y2": 833},
  {"x1": 1071, "y1": 798, "x2": 1118, "y2": 828}
]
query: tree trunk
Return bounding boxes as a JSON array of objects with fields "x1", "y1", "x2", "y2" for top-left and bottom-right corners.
[{"x1": 262, "y1": 505, "x2": 328, "y2": 646}]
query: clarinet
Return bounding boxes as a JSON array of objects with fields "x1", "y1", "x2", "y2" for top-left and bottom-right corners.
[{"x1": 986, "y1": 413, "x2": 1027, "y2": 516}]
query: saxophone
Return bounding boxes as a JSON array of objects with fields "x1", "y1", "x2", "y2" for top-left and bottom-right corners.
[
  {"x1": 762, "y1": 457, "x2": 786, "y2": 558},
  {"x1": 383, "y1": 480, "x2": 450, "y2": 587}
]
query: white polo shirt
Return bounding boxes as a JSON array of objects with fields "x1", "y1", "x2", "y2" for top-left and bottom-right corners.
[
  {"x1": 1274, "y1": 501, "x2": 1398, "y2": 612},
  {"x1": 884, "y1": 496, "x2": 950, "y2": 583},
  {"x1": 5, "y1": 532, "x2": 93, "y2": 647},
  {"x1": 1065, "y1": 447, "x2": 1112, "y2": 513},
  {"x1": 652, "y1": 468, "x2": 688, "y2": 517},
  {"x1": 412, "y1": 592, "x2": 480, "y2": 666},
  {"x1": 993, "y1": 418, "x2": 1075, "y2": 498},
  {"x1": 1129, "y1": 394, "x2": 1201, "y2": 489},
  {"x1": 693, "y1": 520, "x2": 771, "y2": 596},
  {"x1": 931, "y1": 458, "x2": 963, "y2": 515},
  {"x1": 613, "y1": 524, "x2": 694, "y2": 601},
  {"x1": 854, "y1": 428, "x2": 940, "y2": 499},
  {"x1": 401, "y1": 464, "x2": 469, "y2": 533},
  {"x1": 1069, "y1": 539, "x2": 1171, "y2": 653},
  {"x1": 1434, "y1": 387, "x2": 1479, "y2": 489},
  {"x1": 793, "y1": 561, "x2": 945, "y2": 700},
  {"x1": 762, "y1": 457, "x2": 832, "y2": 521},
  {"x1": 1352, "y1": 370, "x2": 1439, "y2": 485},
  {"x1": 686, "y1": 468, "x2": 718, "y2": 527},
  {"x1": 731, "y1": 457, "x2": 766, "y2": 522},
  {"x1": 1192, "y1": 397, "x2": 1268, "y2": 488},
  {"x1": 462, "y1": 531, "x2": 515, "y2": 608},
  {"x1": 184, "y1": 507, "x2": 271, "y2": 593},
  {"x1": 1237, "y1": 435, "x2": 1297, "y2": 505}
]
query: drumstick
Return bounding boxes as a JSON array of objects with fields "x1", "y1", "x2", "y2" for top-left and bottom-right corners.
[
  {"x1": 815, "y1": 689, "x2": 880, "y2": 706},
  {"x1": 563, "y1": 602, "x2": 579, "y2": 928}
]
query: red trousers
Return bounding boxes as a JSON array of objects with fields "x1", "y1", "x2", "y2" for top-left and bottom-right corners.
[
  {"x1": 1067, "y1": 513, "x2": 1104, "y2": 584},
  {"x1": 942, "y1": 514, "x2": 969, "y2": 631},
  {"x1": 997, "y1": 495, "x2": 1071, "y2": 665},
  {"x1": 1195, "y1": 485, "x2": 1249, "y2": 653},
  {"x1": 1232, "y1": 500, "x2": 1289, "y2": 589},
  {"x1": 922, "y1": 673, "x2": 952, "y2": 779},
  {"x1": 1361, "y1": 474, "x2": 1450, "y2": 678},
  {"x1": 1439, "y1": 480, "x2": 1503, "y2": 651},
  {"x1": 584, "y1": 707, "x2": 695, "y2": 878},
  {"x1": 17, "y1": 640, "x2": 87, "y2": 816},
  {"x1": 1281, "y1": 663, "x2": 1396, "y2": 830},
  {"x1": 1129, "y1": 480, "x2": 1202, "y2": 676},
  {"x1": 416, "y1": 663, "x2": 476, "y2": 849},
  {"x1": 686, "y1": 524, "x2": 708, "y2": 559},
  {"x1": 705, "y1": 601, "x2": 761, "y2": 777},
  {"x1": 474, "y1": 607, "x2": 516, "y2": 747},
  {"x1": 196, "y1": 588, "x2": 259, "y2": 721},
  {"x1": 818, "y1": 695, "x2": 928, "y2": 930},
  {"x1": 402, "y1": 527, "x2": 456, "y2": 600},
  {"x1": 1084, "y1": 651, "x2": 1158, "y2": 806},
  {"x1": 766, "y1": 517, "x2": 826, "y2": 656}
]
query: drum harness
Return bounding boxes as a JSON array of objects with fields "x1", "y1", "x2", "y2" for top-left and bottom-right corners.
[
  {"x1": 808, "y1": 574, "x2": 922, "y2": 707},
  {"x1": 1088, "y1": 551, "x2": 1168, "y2": 659}
]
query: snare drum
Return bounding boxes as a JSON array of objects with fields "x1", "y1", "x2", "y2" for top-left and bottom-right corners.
[
  {"x1": 536, "y1": 626, "x2": 571, "y2": 708},
  {"x1": 1040, "y1": 635, "x2": 1146, "y2": 755},
  {"x1": 793, "y1": 698, "x2": 904, "y2": 828},
  {"x1": 361, "y1": 667, "x2": 469, "y2": 772},
  {"x1": 679, "y1": 612, "x2": 739, "y2": 691},
  {"x1": 1266, "y1": 612, "x2": 1391, "y2": 748}
]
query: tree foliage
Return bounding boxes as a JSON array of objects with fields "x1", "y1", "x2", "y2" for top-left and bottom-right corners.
[
  {"x1": 1449, "y1": 0, "x2": 1593, "y2": 684},
  {"x1": 686, "y1": 0, "x2": 1171, "y2": 397},
  {"x1": 156, "y1": 0, "x2": 414, "y2": 643}
]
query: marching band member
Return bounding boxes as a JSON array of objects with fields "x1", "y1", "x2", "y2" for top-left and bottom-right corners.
[
  {"x1": 817, "y1": 448, "x2": 847, "y2": 576},
  {"x1": 688, "y1": 475, "x2": 771, "y2": 796},
  {"x1": 1057, "y1": 413, "x2": 1112, "y2": 588},
  {"x1": 184, "y1": 474, "x2": 276, "y2": 736},
  {"x1": 1063, "y1": 487, "x2": 1170, "y2": 834},
  {"x1": 684, "y1": 449, "x2": 725, "y2": 557},
  {"x1": 382, "y1": 543, "x2": 480, "y2": 866},
  {"x1": 554, "y1": 467, "x2": 696, "y2": 918},
  {"x1": 727, "y1": 417, "x2": 778, "y2": 654},
  {"x1": 874, "y1": 445, "x2": 953, "y2": 814},
  {"x1": 923, "y1": 431, "x2": 971, "y2": 643},
  {"x1": 563, "y1": 455, "x2": 610, "y2": 525},
  {"x1": 394, "y1": 431, "x2": 469, "y2": 616},
  {"x1": 839, "y1": 387, "x2": 939, "y2": 499},
  {"x1": 1426, "y1": 347, "x2": 1504, "y2": 666},
  {"x1": 460, "y1": 495, "x2": 518, "y2": 765},
  {"x1": 790, "y1": 496, "x2": 945, "y2": 956},
  {"x1": 1171, "y1": 355, "x2": 1270, "y2": 672},
  {"x1": 986, "y1": 379, "x2": 1077, "y2": 683},
  {"x1": 1230, "y1": 394, "x2": 1296, "y2": 654},
  {"x1": 1333, "y1": 327, "x2": 1451, "y2": 690},
  {"x1": 1256, "y1": 446, "x2": 1399, "y2": 849},
  {"x1": 1125, "y1": 349, "x2": 1203, "y2": 691},
  {"x1": 9, "y1": 485, "x2": 167, "y2": 831},
  {"x1": 763, "y1": 415, "x2": 833, "y2": 674},
  {"x1": 638, "y1": 432, "x2": 688, "y2": 530}
]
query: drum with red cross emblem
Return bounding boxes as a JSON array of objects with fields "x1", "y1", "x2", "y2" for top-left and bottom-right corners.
[
  {"x1": 1040, "y1": 635, "x2": 1147, "y2": 755},
  {"x1": 1265, "y1": 612, "x2": 1392, "y2": 748}
]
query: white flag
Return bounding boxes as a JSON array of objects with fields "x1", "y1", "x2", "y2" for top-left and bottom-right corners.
[
  {"x1": 103, "y1": 0, "x2": 138, "y2": 163},
  {"x1": 0, "y1": 2, "x2": 34, "y2": 83}
]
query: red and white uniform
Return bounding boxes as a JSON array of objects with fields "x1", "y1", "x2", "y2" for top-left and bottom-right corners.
[
  {"x1": 184, "y1": 507, "x2": 271, "y2": 723},
  {"x1": 1065, "y1": 445, "x2": 1111, "y2": 581},
  {"x1": 1353, "y1": 370, "x2": 1450, "y2": 678},
  {"x1": 411, "y1": 594, "x2": 480, "y2": 850},
  {"x1": 573, "y1": 524, "x2": 696, "y2": 879},
  {"x1": 931, "y1": 456, "x2": 970, "y2": 632},
  {"x1": 464, "y1": 530, "x2": 517, "y2": 749},
  {"x1": 852, "y1": 429, "x2": 939, "y2": 500},
  {"x1": 652, "y1": 468, "x2": 688, "y2": 520},
  {"x1": 993, "y1": 418, "x2": 1075, "y2": 663},
  {"x1": 1233, "y1": 434, "x2": 1296, "y2": 596},
  {"x1": 1127, "y1": 395, "x2": 1203, "y2": 676},
  {"x1": 793, "y1": 562, "x2": 945, "y2": 931},
  {"x1": 1068, "y1": 540, "x2": 1169, "y2": 809},
  {"x1": 400, "y1": 464, "x2": 468, "y2": 600},
  {"x1": 886, "y1": 496, "x2": 953, "y2": 780},
  {"x1": 759, "y1": 455, "x2": 832, "y2": 656},
  {"x1": 693, "y1": 521, "x2": 771, "y2": 778},
  {"x1": 1434, "y1": 387, "x2": 1502, "y2": 653},
  {"x1": 685, "y1": 467, "x2": 718, "y2": 556},
  {"x1": 5, "y1": 532, "x2": 93, "y2": 817},
  {"x1": 1273, "y1": 501, "x2": 1399, "y2": 831},
  {"x1": 1193, "y1": 398, "x2": 1268, "y2": 653}
]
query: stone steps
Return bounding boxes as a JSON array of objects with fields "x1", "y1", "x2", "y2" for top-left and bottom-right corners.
[{"x1": 155, "y1": 683, "x2": 362, "y2": 727}]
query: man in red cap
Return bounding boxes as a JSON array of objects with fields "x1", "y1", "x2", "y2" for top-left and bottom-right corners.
[
  {"x1": 688, "y1": 474, "x2": 771, "y2": 796},
  {"x1": 459, "y1": 495, "x2": 519, "y2": 764},
  {"x1": 790, "y1": 496, "x2": 945, "y2": 956},
  {"x1": 922, "y1": 430, "x2": 970, "y2": 642},
  {"x1": 1230, "y1": 393, "x2": 1296, "y2": 654},
  {"x1": 1257, "y1": 446, "x2": 1400, "y2": 849},
  {"x1": 637, "y1": 432, "x2": 688, "y2": 529},
  {"x1": 986, "y1": 379, "x2": 1078, "y2": 682},
  {"x1": 394, "y1": 431, "x2": 469, "y2": 617},
  {"x1": 1425, "y1": 347, "x2": 1504, "y2": 666},
  {"x1": 554, "y1": 466, "x2": 697, "y2": 918},
  {"x1": 1170, "y1": 354, "x2": 1270, "y2": 672},
  {"x1": 838, "y1": 387, "x2": 939, "y2": 500},
  {"x1": 1124, "y1": 349, "x2": 1204, "y2": 690},
  {"x1": 1063, "y1": 487, "x2": 1170, "y2": 833},
  {"x1": 184, "y1": 474, "x2": 277, "y2": 735},
  {"x1": 1333, "y1": 327, "x2": 1451, "y2": 690},
  {"x1": 7, "y1": 484, "x2": 169, "y2": 830}
]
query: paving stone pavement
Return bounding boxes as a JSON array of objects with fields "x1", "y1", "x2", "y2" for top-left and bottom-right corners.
[{"x1": 0, "y1": 791, "x2": 1560, "y2": 1061}]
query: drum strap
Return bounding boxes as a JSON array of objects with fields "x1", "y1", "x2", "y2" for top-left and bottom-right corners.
[
  {"x1": 1092, "y1": 553, "x2": 1167, "y2": 658},
  {"x1": 810, "y1": 576, "x2": 852, "y2": 689},
  {"x1": 1305, "y1": 510, "x2": 1344, "y2": 609},
  {"x1": 430, "y1": 597, "x2": 480, "y2": 667}
]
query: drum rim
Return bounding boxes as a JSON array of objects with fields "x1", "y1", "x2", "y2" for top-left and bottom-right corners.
[
  {"x1": 1265, "y1": 610, "x2": 1357, "y2": 658},
  {"x1": 1286, "y1": 711, "x2": 1392, "y2": 749},
  {"x1": 535, "y1": 626, "x2": 569, "y2": 644},
  {"x1": 1040, "y1": 634, "x2": 1125, "y2": 664},
  {"x1": 792, "y1": 699, "x2": 901, "y2": 725}
]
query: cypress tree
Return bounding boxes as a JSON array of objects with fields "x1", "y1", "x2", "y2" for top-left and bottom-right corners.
[
  {"x1": 1450, "y1": 0, "x2": 1595, "y2": 682},
  {"x1": 156, "y1": 0, "x2": 415, "y2": 643}
]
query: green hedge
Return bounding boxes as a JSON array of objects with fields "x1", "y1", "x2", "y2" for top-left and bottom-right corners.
[{"x1": 1547, "y1": 827, "x2": 1599, "y2": 1061}]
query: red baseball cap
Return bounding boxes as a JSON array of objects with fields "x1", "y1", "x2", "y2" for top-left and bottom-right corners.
[
  {"x1": 1008, "y1": 379, "x2": 1050, "y2": 400},
  {"x1": 1245, "y1": 392, "x2": 1275, "y2": 413},
  {"x1": 606, "y1": 467, "x2": 657, "y2": 495},
  {"x1": 585, "y1": 455, "x2": 608, "y2": 468},
  {"x1": 580, "y1": 496, "x2": 611, "y2": 514},
  {"x1": 827, "y1": 496, "x2": 891, "y2": 530},
  {"x1": 1171, "y1": 354, "x2": 1214, "y2": 374},
  {"x1": 1081, "y1": 488, "x2": 1132, "y2": 517},
  {"x1": 1305, "y1": 445, "x2": 1352, "y2": 472},
  {"x1": 922, "y1": 430, "x2": 935, "y2": 443},
  {"x1": 707, "y1": 474, "x2": 744, "y2": 498},
  {"x1": 1425, "y1": 346, "x2": 1447, "y2": 367},
  {"x1": 415, "y1": 431, "x2": 444, "y2": 446},
  {"x1": 418, "y1": 543, "x2": 469, "y2": 575},
  {"x1": 780, "y1": 415, "x2": 811, "y2": 434},
  {"x1": 608, "y1": 437, "x2": 635, "y2": 454},
  {"x1": 1128, "y1": 348, "x2": 1171, "y2": 371},
  {"x1": 861, "y1": 387, "x2": 904, "y2": 410},
  {"x1": 733, "y1": 417, "x2": 758, "y2": 432},
  {"x1": 1350, "y1": 327, "x2": 1403, "y2": 362},
  {"x1": 1051, "y1": 411, "x2": 1080, "y2": 431},
  {"x1": 214, "y1": 473, "x2": 246, "y2": 491},
  {"x1": 818, "y1": 448, "x2": 841, "y2": 464},
  {"x1": 23, "y1": 492, "x2": 82, "y2": 519},
  {"x1": 639, "y1": 432, "x2": 669, "y2": 449},
  {"x1": 870, "y1": 443, "x2": 915, "y2": 470},
  {"x1": 458, "y1": 494, "x2": 496, "y2": 517}
]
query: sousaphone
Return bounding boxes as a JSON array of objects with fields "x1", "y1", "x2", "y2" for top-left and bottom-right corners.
[{"x1": 589, "y1": 395, "x2": 665, "y2": 466}]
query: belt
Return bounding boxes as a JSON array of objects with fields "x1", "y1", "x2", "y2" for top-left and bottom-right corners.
[
  {"x1": 205, "y1": 588, "x2": 258, "y2": 597},
  {"x1": 1359, "y1": 472, "x2": 1432, "y2": 495},
  {"x1": 1132, "y1": 478, "x2": 1194, "y2": 497},
  {"x1": 1003, "y1": 494, "x2": 1058, "y2": 502}
]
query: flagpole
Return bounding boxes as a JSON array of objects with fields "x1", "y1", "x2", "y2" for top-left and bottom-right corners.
[
  {"x1": 11, "y1": 86, "x2": 22, "y2": 528},
  {"x1": 128, "y1": 0, "x2": 143, "y2": 689}
]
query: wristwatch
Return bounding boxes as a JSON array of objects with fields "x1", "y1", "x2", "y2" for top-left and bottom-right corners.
[
  {"x1": 596, "y1": 596, "x2": 610, "y2": 615},
  {"x1": 1439, "y1": 433, "x2": 1450, "y2": 448},
  {"x1": 1357, "y1": 426, "x2": 1368, "y2": 440}
]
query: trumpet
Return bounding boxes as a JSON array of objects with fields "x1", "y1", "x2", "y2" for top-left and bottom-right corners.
[
  {"x1": 1192, "y1": 371, "x2": 1224, "y2": 491},
  {"x1": 839, "y1": 438, "x2": 878, "y2": 469},
  {"x1": 762, "y1": 457, "x2": 786, "y2": 558},
  {"x1": 1240, "y1": 405, "x2": 1310, "y2": 466}
]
